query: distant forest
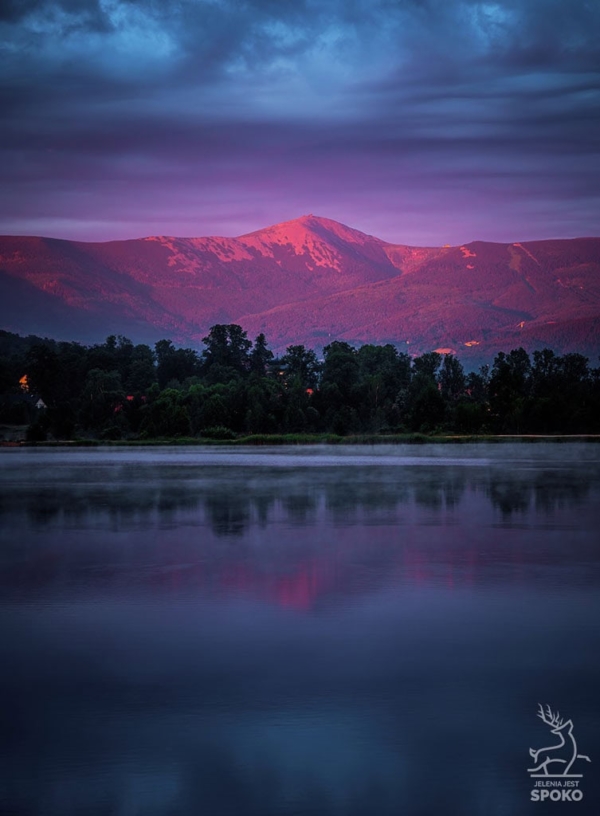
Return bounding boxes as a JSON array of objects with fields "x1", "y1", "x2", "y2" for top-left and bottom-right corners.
[{"x1": 1, "y1": 326, "x2": 599, "y2": 440}]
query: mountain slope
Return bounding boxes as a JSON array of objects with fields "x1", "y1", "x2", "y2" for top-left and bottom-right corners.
[
  {"x1": 239, "y1": 237, "x2": 600, "y2": 358},
  {"x1": 1, "y1": 217, "x2": 599, "y2": 359}
]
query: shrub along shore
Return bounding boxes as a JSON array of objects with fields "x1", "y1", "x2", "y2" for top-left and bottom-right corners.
[{"x1": 1, "y1": 325, "x2": 599, "y2": 443}]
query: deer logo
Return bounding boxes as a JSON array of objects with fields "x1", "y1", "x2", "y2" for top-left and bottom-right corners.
[{"x1": 528, "y1": 704, "x2": 591, "y2": 777}]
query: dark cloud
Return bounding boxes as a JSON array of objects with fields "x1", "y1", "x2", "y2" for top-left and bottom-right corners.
[
  {"x1": 0, "y1": 0, "x2": 599, "y2": 242},
  {"x1": 0, "y1": 0, "x2": 37, "y2": 22},
  {"x1": 0, "y1": 0, "x2": 111, "y2": 32}
]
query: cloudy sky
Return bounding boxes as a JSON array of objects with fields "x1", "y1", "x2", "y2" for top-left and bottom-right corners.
[{"x1": 1, "y1": 0, "x2": 599, "y2": 244}]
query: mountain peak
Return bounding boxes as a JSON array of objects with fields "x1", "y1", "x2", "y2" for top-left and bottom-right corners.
[{"x1": 239, "y1": 214, "x2": 382, "y2": 248}]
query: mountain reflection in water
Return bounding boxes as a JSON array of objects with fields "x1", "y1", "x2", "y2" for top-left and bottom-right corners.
[{"x1": 0, "y1": 445, "x2": 599, "y2": 816}]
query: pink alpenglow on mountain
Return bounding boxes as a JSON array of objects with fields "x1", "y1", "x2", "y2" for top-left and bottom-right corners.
[{"x1": 1, "y1": 216, "x2": 599, "y2": 360}]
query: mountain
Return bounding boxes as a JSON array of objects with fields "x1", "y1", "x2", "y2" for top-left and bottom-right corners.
[{"x1": 1, "y1": 215, "x2": 599, "y2": 361}]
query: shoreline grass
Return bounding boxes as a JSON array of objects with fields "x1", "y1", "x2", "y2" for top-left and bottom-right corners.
[{"x1": 8, "y1": 432, "x2": 600, "y2": 448}]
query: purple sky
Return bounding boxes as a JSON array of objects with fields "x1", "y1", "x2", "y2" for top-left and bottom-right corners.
[{"x1": 1, "y1": 0, "x2": 599, "y2": 245}]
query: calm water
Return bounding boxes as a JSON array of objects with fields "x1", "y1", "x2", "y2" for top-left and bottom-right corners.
[{"x1": 0, "y1": 444, "x2": 599, "y2": 816}]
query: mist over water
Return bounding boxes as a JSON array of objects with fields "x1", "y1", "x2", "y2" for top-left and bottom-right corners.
[{"x1": 1, "y1": 445, "x2": 599, "y2": 815}]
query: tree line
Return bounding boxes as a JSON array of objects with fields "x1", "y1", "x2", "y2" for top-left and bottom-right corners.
[{"x1": 1, "y1": 326, "x2": 599, "y2": 440}]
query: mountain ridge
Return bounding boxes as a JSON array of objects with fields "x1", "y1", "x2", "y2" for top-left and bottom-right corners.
[{"x1": 1, "y1": 216, "x2": 599, "y2": 360}]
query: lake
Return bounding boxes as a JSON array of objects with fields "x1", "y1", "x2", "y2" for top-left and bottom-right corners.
[{"x1": 1, "y1": 444, "x2": 599, "y2": 815}]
